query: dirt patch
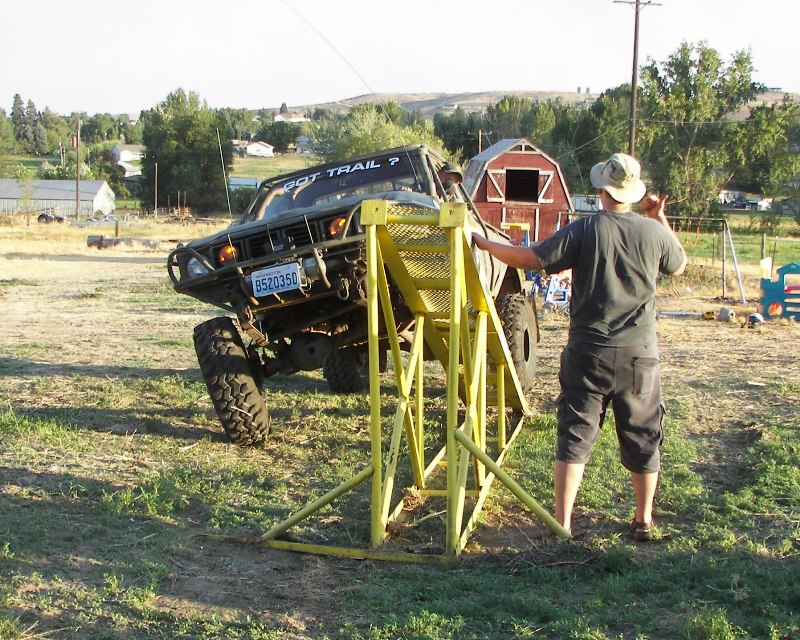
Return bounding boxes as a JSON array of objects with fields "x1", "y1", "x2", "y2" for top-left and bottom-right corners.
[{"x1": 156, "y1": 537, "x2": 354, "y2": 630}]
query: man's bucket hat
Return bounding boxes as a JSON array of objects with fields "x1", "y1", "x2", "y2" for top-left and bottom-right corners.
[{"x1": 590, "y1": 153, "x2": 647, "y2": 204}]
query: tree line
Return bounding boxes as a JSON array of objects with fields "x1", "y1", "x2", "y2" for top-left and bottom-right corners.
[{"x1": 1, "y1": 42, "x2": 798, "y2": 222}]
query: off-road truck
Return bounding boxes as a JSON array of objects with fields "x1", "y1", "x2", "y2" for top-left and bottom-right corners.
[{"x1": 168, "y1": 145, "x2": 537, "y2": 445}]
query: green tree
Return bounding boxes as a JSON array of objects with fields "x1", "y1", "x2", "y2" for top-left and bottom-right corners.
[
  {"x1": 485, "y1": 95, "x2": 535, "y2": 140},
  {"x1": 117, "y1": 113, "x2": 143, "y2": 144},
  {"x1": 82, "y1": 113, "x2": 120, "y2": 144},
  {"x1": 255, "y1": 120, "x2": 300, "y2": 152},
  {"x1": 24, "y1": 99, "x2": 40, "y2": 154},
  {"x1": 732, "y1": 98, "x2": 799, "y2": 196},
  {"x1": 0, "y1": 109, "x2": 15, "y2": 154},
  {"x1": 433, "y1": 108, "x2": 488, "y2": 161},
  {"x1": 10, "y1": 94, "x2": 25, "y2": 149},
  {"x1": 312, "y1": 104, "x2": 447, "y2": 161},
  {"x1": 139, "y1": 89, "x2": 234, "y2": 214},
  {"x1": 230, "y1": 186, "x2": 257, "y2": 215},
  {"x1": 218, "y1": 108, "x2": 253, "y2": 141},
  {"x1": 38, "y1": 108, "x2": 71, "y2": 157},
  {"x1": 32, "y1": 122, "x2": 48, "y2": 155},
  {"x1": 638, "y1": 42, "x2": 762, "y2": 218},
  {"x1": 587, "y1": 86, "x2": 631, "y2": 161}
]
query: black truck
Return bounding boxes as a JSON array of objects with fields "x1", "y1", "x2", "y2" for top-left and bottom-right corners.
[{"x1": 168, "y1": 145, "x2": 537, "y2": 445}]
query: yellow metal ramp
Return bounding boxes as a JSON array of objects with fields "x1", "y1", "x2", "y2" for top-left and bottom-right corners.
[{"x1": 253, "y1": 199, "x2": 568, "y2": 559}]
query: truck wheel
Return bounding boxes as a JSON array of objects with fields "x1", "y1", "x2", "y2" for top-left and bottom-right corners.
[
  {"x1": 193, "y1": 317, "x2": 270, "y2": 446},
  {"x1": 498, "y1": 293, "x2": 538, "y2": 393},
  {"x1": 323, "y1": 347, "x2": 368, "y2": 393}
]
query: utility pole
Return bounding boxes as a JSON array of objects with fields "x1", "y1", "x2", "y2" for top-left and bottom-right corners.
[
  {"x1": 614, "y1": 0, "x2": 661, "y2": 157},
  {"x1": 75, "y1": 119, "x2": 81, "y2": 220},
  {"x1": 154, "y1": 162, "x2": 158, "y2": 218}
]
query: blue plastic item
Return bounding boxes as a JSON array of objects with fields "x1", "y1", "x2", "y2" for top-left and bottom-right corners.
[{"x1": 759, "y1": 262, "x2": 800, "y2": 320}]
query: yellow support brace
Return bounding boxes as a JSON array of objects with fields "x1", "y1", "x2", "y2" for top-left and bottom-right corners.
[{"x1": 246, "y1": 198, "x2": 568, "y2": 561}]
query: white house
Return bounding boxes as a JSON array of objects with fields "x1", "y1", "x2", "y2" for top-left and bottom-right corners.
[
  {"x1": 111, "y1": 144, "x2": 145, "y2": 163},
  {"x1": 118, "y1": 161, "x2": 141, "y2": 178},
  {"x1": 245, "y1": 141, "x2": 275, "y2": 158},
  {"x1": 274, "y1": 112, "x2": 309, "y2": 123}
]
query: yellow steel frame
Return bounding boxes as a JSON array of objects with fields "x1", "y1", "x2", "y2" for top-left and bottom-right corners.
[{"x1": 256, "y1": 199, "x2": 569, "y2": 559}]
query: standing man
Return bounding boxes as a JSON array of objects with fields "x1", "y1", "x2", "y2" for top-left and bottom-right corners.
[{"x1": 472, "y1": 153, "x2": 686, "y2": 540}]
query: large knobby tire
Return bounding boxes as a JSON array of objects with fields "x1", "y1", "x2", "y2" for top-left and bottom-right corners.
[
  {"x1": 193, "y1": 317, "x2": 270, "y2": 446},
  {"x1": 498, "y1": 293, "x2": 538, "y2": 393},
  {"x1": 323, "y1": 347, "x2": 368, "y2": 393}
]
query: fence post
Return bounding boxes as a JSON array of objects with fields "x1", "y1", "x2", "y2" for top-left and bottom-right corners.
[{"x1": 721, "y1": 229, "x2": 727, "y2": 299}]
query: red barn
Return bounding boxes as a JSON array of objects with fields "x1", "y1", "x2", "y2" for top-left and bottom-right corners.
[{"x1": 464, "y1": 138, "x2": 573, "y2": 243}]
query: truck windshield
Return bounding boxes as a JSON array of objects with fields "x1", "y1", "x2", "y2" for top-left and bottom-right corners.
[{"x1": 244, "y1": 153, "x2": 428, "y2": 222}]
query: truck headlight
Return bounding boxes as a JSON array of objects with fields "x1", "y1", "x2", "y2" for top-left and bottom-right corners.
[{"x1": 187, "y1": 257, "x2": 209, "y2": 277}]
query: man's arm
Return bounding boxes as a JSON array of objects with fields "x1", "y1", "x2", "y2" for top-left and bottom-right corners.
[
  {"x1": 472, "y1": 234, "x2": 544, "y2": 271},
  {"x1": 641, "y1": 195, "x2": 688, "y2": 276}
]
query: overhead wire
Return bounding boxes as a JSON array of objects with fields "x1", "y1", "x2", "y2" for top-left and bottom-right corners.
[{"x1": 280, "y1": 1, "x2": 425, "y2": 186}]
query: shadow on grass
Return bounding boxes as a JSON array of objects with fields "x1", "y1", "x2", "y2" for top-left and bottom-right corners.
[
  {"x1": 0, "y1": 464, "x2": 349, "y2": 638},
  {"x1": 0, "y1": 356, "x2": 199, "y2": 382}
]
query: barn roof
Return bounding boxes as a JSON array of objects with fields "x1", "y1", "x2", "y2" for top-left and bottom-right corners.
[
  {"x1": 0, "y1": 179, "x2": 109, "y2": 200},
  {"x1": 464, "y1": 138, "x2": 571, "y2": 205}
]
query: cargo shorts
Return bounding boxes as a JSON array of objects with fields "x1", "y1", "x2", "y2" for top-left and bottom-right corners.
[{"x1": 555, "y1": 343, "x2": 665, "y2": 474}]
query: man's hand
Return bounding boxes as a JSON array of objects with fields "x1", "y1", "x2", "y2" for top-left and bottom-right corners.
[
  {"x1": 470, "y1": 233, "x2": 543, "y2": 271},
  {"x1": 641, "y1": 193, "x2": 687, "y2": 275},
  {"x1": 472, "y1": 233, "x2": 490, "y2": 250},
  {"x1": 640, "y1": 194, "x2": 668, "y2": 219}
]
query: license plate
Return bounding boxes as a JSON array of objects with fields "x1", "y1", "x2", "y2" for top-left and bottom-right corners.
[{"x1": 251, "y1": 262, "x2": 301, "y2": 297}]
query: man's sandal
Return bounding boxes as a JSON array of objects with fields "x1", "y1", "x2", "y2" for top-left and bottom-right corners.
[{"x1": 630, "y1": 519, "x2": 654, "y2": 542}]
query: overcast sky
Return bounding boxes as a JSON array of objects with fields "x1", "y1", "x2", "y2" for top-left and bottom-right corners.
[{"x1": 4, "y1": 0, "x2": 796, "y2": 116}]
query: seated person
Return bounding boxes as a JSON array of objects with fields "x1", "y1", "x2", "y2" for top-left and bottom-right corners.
[{"x1": 437, "y1": 161, "x2": 463, "y2": 201}]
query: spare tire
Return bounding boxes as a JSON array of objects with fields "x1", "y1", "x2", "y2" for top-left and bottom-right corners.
[
  {"x1": 193, "y1": 317, "x2": 270, "y2": 446},
  {"x1": 497, "y1": 293, "x2": 538, "y2": 393}
]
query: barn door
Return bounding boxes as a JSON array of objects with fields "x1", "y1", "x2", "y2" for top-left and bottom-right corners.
[{"x1": 487, "y1": 168, "x2": 554, "y2": 204}]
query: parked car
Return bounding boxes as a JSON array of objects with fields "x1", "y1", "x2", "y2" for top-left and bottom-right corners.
[{"x1": 168, "y1": 145, "x2": 538, "y2": 445}]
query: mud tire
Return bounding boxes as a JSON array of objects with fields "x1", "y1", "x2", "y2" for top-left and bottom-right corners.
[
  {"x1": 323, "y1": 347, "x2": 368, "y2": 393},
  {"x1": 497, "y1": 293, "x2": 538, "y2": 393},
  {"x1": 193, "y1": 317, "x2": 270, "y2": 446}
]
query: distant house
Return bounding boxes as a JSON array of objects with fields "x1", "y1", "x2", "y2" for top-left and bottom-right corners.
[
  {"x1": 118, "y1": 161, "x2": 141, "y2": 178},
  {"x1": 0, "y1": 179, "x2": 116, "y2": 217},
  {"x1": 245, "y1": 141, "x2": 275, "y2": 158},
  {"x1": 111, "y1": 144, "x2": 145, "y2": 163},
  {"x1": 274, "y1": 112, "x2": 309, "y2": 123}
]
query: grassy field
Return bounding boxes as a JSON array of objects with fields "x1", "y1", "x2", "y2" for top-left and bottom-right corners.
[
  {"x1": 0, "y1": 223, "x2": 798, "y2": 639},
  {"x1": 230, "y1": 155, "x2": 322, "y2": 182}
]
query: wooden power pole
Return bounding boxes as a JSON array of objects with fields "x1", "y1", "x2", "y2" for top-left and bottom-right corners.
[
  {"x1": 614, "y1": 0, "x2": 661, "y2": 157},
  {"x1": 75, "y1": 120, "x2": 80, "y2": 220}
]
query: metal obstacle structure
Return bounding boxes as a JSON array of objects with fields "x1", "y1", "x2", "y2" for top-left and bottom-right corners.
[{"x1": 251, "y1": 199, "x2": 569, "y2": 560}]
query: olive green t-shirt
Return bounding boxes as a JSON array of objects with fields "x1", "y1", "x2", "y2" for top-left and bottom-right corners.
[{"x1": 534, "y1": 211, "x2": 685, "y2": 346}]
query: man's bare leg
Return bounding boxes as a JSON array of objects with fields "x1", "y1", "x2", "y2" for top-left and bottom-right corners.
[
  {"x1": 631, "y1": 471, "x2": 658, "y2": 524},
  {"x1": 554, "y1": 460, "x2": 586, "y2": 531}
]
